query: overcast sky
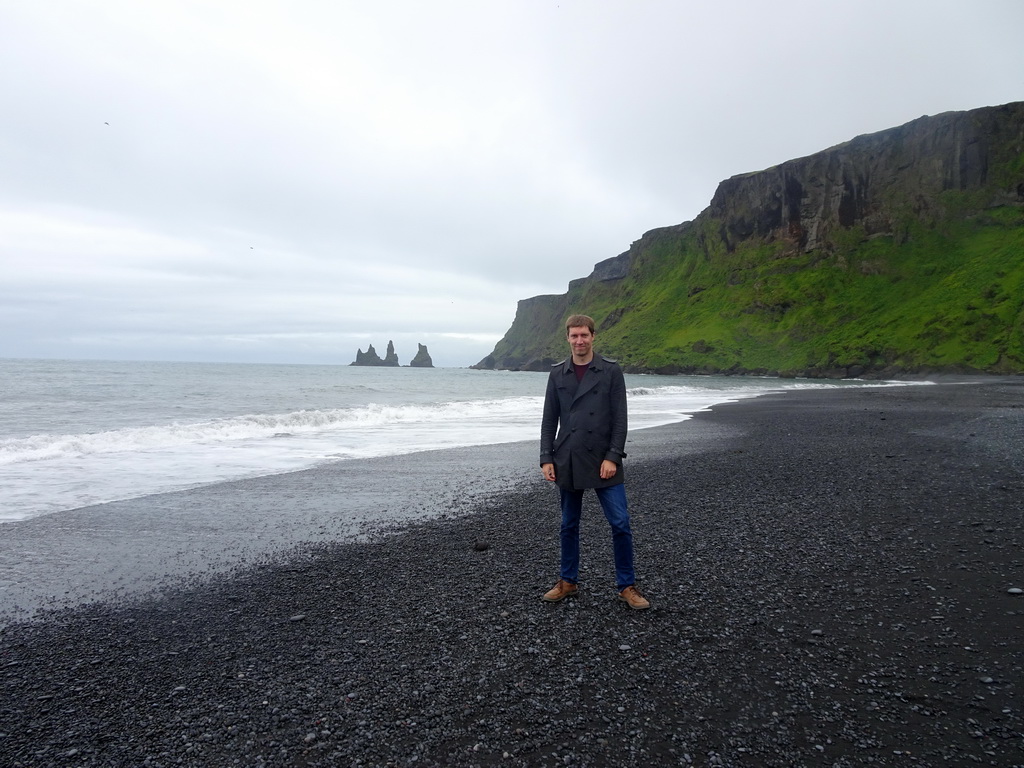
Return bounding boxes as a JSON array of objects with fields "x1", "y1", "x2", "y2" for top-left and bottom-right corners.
[{"x1": 1, "y1": 1, "x2": 1022, "y2": 367}]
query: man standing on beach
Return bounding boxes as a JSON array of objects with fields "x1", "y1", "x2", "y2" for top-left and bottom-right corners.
[{"x1": 540, "y1": 314, "x2": 649, "y2": 610}]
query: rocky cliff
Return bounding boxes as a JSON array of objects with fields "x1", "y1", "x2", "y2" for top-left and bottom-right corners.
[{"x1": 476, "y1": 102, "x2": 1024, "y2": 377}]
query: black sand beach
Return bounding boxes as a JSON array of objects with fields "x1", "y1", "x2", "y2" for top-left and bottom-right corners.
[{"x1": 1, "y1": 379, "x2": 1022, "y2": 767}]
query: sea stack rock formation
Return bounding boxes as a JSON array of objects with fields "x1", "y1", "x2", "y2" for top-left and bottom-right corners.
[
  {"x1": 350, "y1": 341, "x2": 400, "y2": 367},
  {"x1": 409, "y1": 344, "x2": 434, "y2": 368},
  {"x1": 351, "y1": 344, "x2": 384, "y2": 366},
  {"x1": 350, "y1": 341, "x2": 433, "y2": 367}
]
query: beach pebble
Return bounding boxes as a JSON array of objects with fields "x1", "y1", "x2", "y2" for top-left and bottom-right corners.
[
  {"x1": 2, "y1": 381, "x2": 1022, "y2": 767},
  {"x1": 1008, "y1": 587, "x2": 1022, "y2": 595}
]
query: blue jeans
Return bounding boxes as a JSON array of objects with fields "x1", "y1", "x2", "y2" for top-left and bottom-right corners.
[{"x1": 559, "y1": 483, "x2": 635, "y2": 590}]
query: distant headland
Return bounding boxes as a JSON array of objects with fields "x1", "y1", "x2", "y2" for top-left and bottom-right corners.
[
  {"x1": 474, "y1": 101, "x2": 1024, "y2": 378},
  {"x1": 350, "y1": 341, "x2": 433, "y2": 367}
]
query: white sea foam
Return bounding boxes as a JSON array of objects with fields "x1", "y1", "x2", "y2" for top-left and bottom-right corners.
[
  {"x1": 0, "y1": 397, "x2": 544, "y2": 467},
  {"x1": 0, "y1": 360, "x2": 921, "y2": 522}
]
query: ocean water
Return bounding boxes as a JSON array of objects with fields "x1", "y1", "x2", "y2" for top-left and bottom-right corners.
[{"x1": 0, "y1": 359, "x2": 912, "y2": 523}]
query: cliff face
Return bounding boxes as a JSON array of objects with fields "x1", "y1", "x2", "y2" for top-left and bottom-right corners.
[
  {"x1": 708, "y1": 106, "x2": 1021, "y2": 255},
  {"x1": 476, "y1": 102, "x2": 1024, "y2": 377}
]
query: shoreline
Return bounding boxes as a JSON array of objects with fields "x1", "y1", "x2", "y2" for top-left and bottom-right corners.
[
  {"x1": 1, "y1": 379, "x2": 1022, "y2": 766},
  {"x1": 0, "y1": 370, "x2": 794, "y2": 623}
]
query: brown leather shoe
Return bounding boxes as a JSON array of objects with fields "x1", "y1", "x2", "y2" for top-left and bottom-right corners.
[
  {"x1": 542, "y1": 579, "x2": 578, "y2": 602},
  {"x1": 618, "y1": 585, "x2": 650, "y2": 610}
]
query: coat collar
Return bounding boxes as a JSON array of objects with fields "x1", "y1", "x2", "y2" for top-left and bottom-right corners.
[{"x1": 557, "y1": 355, "x2": 605, "y2": 375}]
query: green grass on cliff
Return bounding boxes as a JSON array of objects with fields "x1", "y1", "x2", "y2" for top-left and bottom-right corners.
[{"x1": 499, "y1": 200, "x2": 1024, "y2": 375}]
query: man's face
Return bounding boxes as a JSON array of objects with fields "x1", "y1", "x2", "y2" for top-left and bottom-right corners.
[{"x1": 567, "y1": 326, "x2": 594, "y2": 359}]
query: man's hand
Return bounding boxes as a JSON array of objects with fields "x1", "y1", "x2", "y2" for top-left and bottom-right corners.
[
  {"x1": 541, "y1": 463, "x2": 556, "y2": 482},
  {"x1": 600, "y1": 460, "x2": 617, "y2": 480}
]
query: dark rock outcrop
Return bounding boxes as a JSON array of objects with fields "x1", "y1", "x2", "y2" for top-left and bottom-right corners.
[
  {"x1": 590, "y1": 251, "x2": 632, "y2": 281},
  {"x1": 706, "y1": 105, "x2": 1018, "y2": 255},
  {"x1": 351, "y1": 344, "x2": 384, "y2": 366},
  {"x1": 409, "y1": 344, "x2": 434, "y2": 368},
  {"x1": 351, "y1": 341, "x2": 400, "y2": 367},
  {"x1": 351, "y1": 342, "x2": 434, "y2": 367}
]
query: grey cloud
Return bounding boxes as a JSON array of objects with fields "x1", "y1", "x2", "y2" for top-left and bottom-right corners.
[{"x1": 1, "y1": 0, "x2": 1022, "y2": 366}]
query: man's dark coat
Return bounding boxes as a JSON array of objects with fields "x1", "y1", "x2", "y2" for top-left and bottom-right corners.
[{"x1": 540, "y1": 355, "x2": 628, "y2": 491}]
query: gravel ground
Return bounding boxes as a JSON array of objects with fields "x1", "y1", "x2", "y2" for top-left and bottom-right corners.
[{"x1": 1, "y1": 379, "x2": 1022, "y2": 767}]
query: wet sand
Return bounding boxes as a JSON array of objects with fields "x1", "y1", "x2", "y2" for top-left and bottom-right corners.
[
  {"x1": 1, "y1": 378, "x2": 1021, "y2": 766},
  {"x1": 0, "y1": 441, "x2": 543, "y2": 623}
]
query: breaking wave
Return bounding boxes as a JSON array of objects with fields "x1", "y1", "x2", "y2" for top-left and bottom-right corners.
[{"x1": 0, "y1": 397, "x2": 544, "y2": 466}]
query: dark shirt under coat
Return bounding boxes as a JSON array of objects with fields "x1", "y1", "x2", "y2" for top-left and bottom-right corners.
[{"x1": 540, "y1": 355, "x2": 628, "y2": 490}]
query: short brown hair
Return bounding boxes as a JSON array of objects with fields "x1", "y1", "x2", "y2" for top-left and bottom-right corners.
[{"x1": 565, "y1": 314, "x2": 595, "y2": 334}]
